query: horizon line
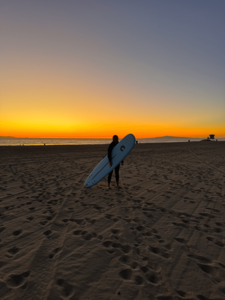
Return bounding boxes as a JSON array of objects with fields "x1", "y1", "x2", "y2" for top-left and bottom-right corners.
[{"x1": 1, "y1": 135, "x2": 222, "y2": 139}]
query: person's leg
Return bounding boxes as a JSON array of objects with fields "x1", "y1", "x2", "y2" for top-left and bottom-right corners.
[
  {"x1": 115, "y1": 164, "x2": 120, "y2": 186},
  {"x1": 108, "y1": 170, "x2": 113, "y2": 188}
]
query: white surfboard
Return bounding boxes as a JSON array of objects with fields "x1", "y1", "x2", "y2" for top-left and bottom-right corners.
[{"x1": 85, "y1": 134, "x2": 136, "y2": 188}]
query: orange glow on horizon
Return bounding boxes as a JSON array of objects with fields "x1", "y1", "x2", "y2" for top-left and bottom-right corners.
[
  {"x1": 1, "y1": 121, "x2": 224, "y2": 139},
  {"x1": 1, "y1": 56, "x2": 224, "y2": 139},
  {"x1": 1, "y1": 65, "x2": 224, "y2": 139},
  {"x1": 1, "y1": 102, "x2": 225, "y2": 139}
]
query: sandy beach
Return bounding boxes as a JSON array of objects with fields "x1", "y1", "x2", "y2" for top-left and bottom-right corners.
[{"x1": 0, "y1": 141, "x2": 225, "y2": 300}]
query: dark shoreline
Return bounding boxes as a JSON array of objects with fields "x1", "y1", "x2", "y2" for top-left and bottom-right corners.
[
  {"x1": 1, "y1": 141, "x2": 224, "y2": 158},
  {"x1": 0, "y1": 140, "x2": 224, "y2": 147}
]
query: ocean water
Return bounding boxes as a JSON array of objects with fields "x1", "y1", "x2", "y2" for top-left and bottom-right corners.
[
  {"x1": 1, "y1": 137, "x2": 224, "y2": 146},
  {"x1": 0, "y1": 138, "x2": 111, "y2": 146}
]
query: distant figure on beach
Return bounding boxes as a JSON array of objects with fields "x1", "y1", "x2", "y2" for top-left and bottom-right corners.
[{"x1": 108, "y1": 135, "x2": 123, "y2": 189}]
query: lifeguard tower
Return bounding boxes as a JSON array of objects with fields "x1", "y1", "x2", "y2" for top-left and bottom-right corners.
[{"x1": 209, "y1": 134, "x2": 215, "y2": 140}]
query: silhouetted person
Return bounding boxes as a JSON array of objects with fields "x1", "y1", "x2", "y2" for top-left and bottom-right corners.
[{"x1": 108, "y1": 135, "x2": 123, "y2": 189}]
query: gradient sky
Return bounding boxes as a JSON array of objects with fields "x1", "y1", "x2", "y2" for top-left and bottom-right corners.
[{"x1": 0, "y1": 0, "x2": 225, "y2": 138}]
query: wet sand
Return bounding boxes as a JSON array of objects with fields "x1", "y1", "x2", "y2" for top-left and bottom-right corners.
[{"x1": 0, "y1": 142, "x2": 225, "y2": 300}]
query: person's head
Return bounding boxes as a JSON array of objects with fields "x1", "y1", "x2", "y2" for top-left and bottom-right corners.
[{"x1": 113, "y1": 135, "x2": 119, "y2": 144}]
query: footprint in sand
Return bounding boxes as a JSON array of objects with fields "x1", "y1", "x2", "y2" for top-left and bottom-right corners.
[
  {"x1": 7, "y1": 246, "x2": 20, "y2": 255},
  {"x1": 0, "y1": 226, "x2": 5, "y2": 233},
  {"x1": 83, "y1": 231, "x2": 97, "y2": 241},
  {"x1": 110, "y1": 229, "x2": 121, "y2": 240},
  {"x1": 56, "y1": 278, "x2": 75, "y2": 298},
  {"x1": 187, "y1": 254, "x2": 211, "y2": 264},
  {"x1": 119, "y1": 254, "x2": 132, "y2": 264},
  {"x1": 73, "y1": 230, "x2": 82, "y2": 236},
  {"x1": 146, "y1": 269, "x2": 162, "y2": 286},
  {"x1": 12, "y1": 229, "x2": 22, "y2": 236},
  {"x1": 49, "y1": 247, "x2": 60, "y2": 259},
  {"x1": 72, "y1": 218, "x2": 86, "y2": 225},
  {"x1": 111, "y1": 229, "x2": 120, "y2": 235},
  {"x1": 73, "y1": 230, "x2": 97, "y2": 241},
  {"x1": 149, "y1": 245, "x2": 171, "y2": 259},
  {"x1": 174, "y1": 237, "x2": 186, "y2": 244},
  {"x1": 102, "y1": 240, "x2": 132, "y2": 254},
  {"x1": 43, "y1": 230, "x2": 52, "y2": 236},
  {"x1": 119, "y1": 266, "x2": 145, "y2": 285},
  {"x1": 187, "y1": 253, "x2": 221, "y2": 283},
  {"x1": 40, "y1": 220, "x2": 48, "y2": 225},
  {"x1": 119, "y1": 253, "x2": 149, "y2": 275},
  {"x1": 6, "y1": 271, "x2": 30, "y2": 289},
  {"x1": 176, "y1": 290, "x2": 187, "y2": 298},
  {"x1": 134, "y1": 275, "x2": 144, "y2": 285},
  {"x1": 215, "y1": 222, "x2": 223, "y2": 226},
  {"x1": 172, "y1": 222, "x2": 189, "y2": 229},
  {"x1": 85, "y1": 218, "x2": 96, "y2": 224},
  {"x1": 62, "y1": 219, "x2": 70, "y2": 224},
  {"x1": 119, "y1": 268, "x2": 132, "y2": 280},
  {"x1": 105, "y1": 214, "x2": 113, "y2": 220},
  {"x1": 206, "y1": 236, "x2": 224, "y2": 247},
  {"x1": 199, "y1": 212, "x2": 215, "y2": 219},
  {"x1": 130, "y1": 261, "x2": 139, "y2": 270},
  {"x1": 214, "y1": 227, "x2": 222, "y2": 233}
]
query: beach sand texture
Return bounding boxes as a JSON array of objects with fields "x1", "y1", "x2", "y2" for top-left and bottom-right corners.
[{"x1": 0, "y1": 142, "x2": 225, "y2": 300}]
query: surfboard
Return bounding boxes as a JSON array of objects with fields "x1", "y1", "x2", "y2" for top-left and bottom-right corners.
[{"x1": 85, "y1": 134, "x2": 136, "y2": 188}]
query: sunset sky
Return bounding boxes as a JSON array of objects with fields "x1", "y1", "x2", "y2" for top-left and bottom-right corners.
[{"x1": 0, "y1": 0, "x2": 225, "y2": 138}]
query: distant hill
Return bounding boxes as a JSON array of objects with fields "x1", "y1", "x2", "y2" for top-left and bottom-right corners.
[
  {"x1": 152, "y1": 136, "x2": 195, "y2": 139},
  {"x1": 0, "y1": 136, "x2": 16, "y2": 138}
]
